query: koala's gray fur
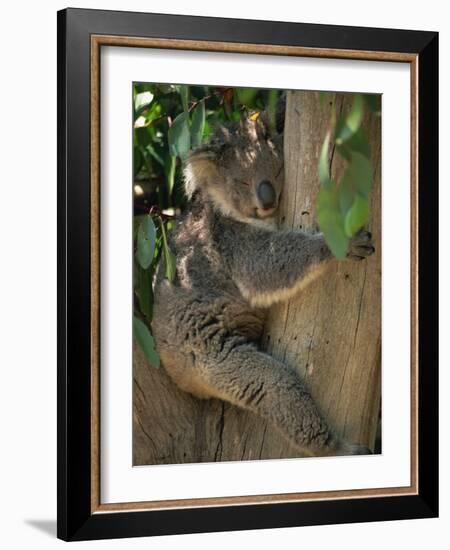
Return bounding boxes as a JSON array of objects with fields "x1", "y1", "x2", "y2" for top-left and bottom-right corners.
[{"x1": 152, "y1": 114, "x2": 375, "y2": 457}]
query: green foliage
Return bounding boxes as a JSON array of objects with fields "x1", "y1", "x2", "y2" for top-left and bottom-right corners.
[
  {"x1": 335, "y1": 94, "x2": 365, "y2": 145},
  {"x1": 364, "y1": 94, "x2": 382, "y2": 114},
  {"x1": 190, "y1": 100, "x2": 205, "y2": 149},
  {"x1": 133, "y1": 83, "x2": 281, "y2": 365},
  {"x1": 317, "y1": 185, "x2": 349, "y2": 260},
  {"x1": 134, "y1": 91, "x2": 154, "y2": 114},
  {"x1": 316, "y1": 93, "x2": 378, "y2": 259},
  {"x1": 158, "y1": 216, "x2": 177, "y2": 282},
  {"x1": 318, "y1": 132, "x2": 333, "y2": 188},
  {"x1": 136, "y1": 216, "x2": 157, "y2": 269},
  {"x1": 168, "y1": 112, "x2": 190, "y2": 159},
  {"x1": 133, "y1": 316, "x2": 160, "y2": 368}
]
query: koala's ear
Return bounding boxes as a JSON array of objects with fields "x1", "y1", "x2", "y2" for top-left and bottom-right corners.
[{"x1": 183, "y1": 149, "x2": 219, "y2": 199}]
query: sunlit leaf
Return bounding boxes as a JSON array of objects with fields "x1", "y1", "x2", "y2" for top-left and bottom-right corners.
[
  {"x1": 134, "y1": 91, "x2": 154, "y2": 114},
  {"x1": 134, "y1": 115, "x2": 147, "y2": 128},
  {"x1": 136, "y1": 217, "x2": 157, "y2": 269},
  {"x1": 159, "y1": 218, "x2": 177, "y2": 282},
  {"x1": 133, "y1": 316, "x2": 160, "y2": 368},
  {"x1": 318, "y1": 132, "x2": 333, "y2": 188},
  {"x1": 163, "y1": 246, "x2": 177, "y2": 282}
]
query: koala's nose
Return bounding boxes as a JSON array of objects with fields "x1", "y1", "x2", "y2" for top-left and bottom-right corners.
[{"x1": 257, "y1": 180, "x2": 277, "y2": 209}]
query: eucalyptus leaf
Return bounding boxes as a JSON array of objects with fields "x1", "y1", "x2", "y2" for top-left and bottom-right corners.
[
  {"x1": 133, "y1": 316, "x2": 160, "y2": 368},
  {"x1": 163, "y1": 246, "x2": 177, "y2": 282},
  {"x1": 136, "y1": 216, "x2": 157, "y2": 269},
  {"x1": 179, "y1": 85, "x2": 189, "y2": 113},
  {"x1": 348, "y1": 152, "x2": 373, "y2": 198},
  {"x1": 344, "y1": 194, "x2": 370, "y2": 237},
  {"x1": 136, "y1": 265, "x2": 153, "y2": 321},
  {"x1": 236, "y1": 87, "x2": 258, "y2": 107},
  {"x1": 316, "y1": 186, "x2": 348, "y2": 260},
  {"x1": 159, "y1": 218, "x2": 177, "y2": 282},
  {"x1": 168, "y1": 112, "x2": 191, "y2": 159},
  {"x1": 133, "y1": 215, "x2": 145, "y2": 239},
  {"x1": 146, "y1": 142, "x2": 164, "y2": 166},
  {"x1": 337, "y1": 126, "x2": 370, "y2": 160},
  {"x1": 134, "y1": 116, "x2": 147, "y2": 128},
  {"x1": 191, "y1": 100, "x2": 205, "y2": 149},
  {"x1": 335, "y1": 94, "x2": 364, "y2": 145},
  {"x1": 165, "y1": 155, "x2": 176, "y2": 198},
  {"x1": 134, "y1": 91, "x2": 154, "y2": 114},
  {"x1": 318, "y1": 132, "x2": 333, "y2": 188},
  {"x1": 338, "y1": 175, "x2": 354, "y2": 217}
]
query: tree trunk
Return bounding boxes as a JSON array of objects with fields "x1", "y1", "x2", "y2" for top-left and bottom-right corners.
[
  {"x1": 133, "y1": 90, "x2": 381, "y2": 465},
  {"x1": 262, "y1": 91, "x2": 381, "y2": 451},
  {"x1": 133, "y1": 341, "x2": 299, "y2": 465}
]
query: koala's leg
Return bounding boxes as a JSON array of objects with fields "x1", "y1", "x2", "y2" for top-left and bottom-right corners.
[{"x1": 202, "y1": 344, "x2": 370, "y2": 456}]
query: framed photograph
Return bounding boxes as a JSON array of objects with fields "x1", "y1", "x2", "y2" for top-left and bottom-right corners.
[{"x1": 57, "y1": 8, "x2": 438, "y2": 541}]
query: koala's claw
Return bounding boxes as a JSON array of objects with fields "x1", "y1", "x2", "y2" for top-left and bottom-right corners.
[{"x1": 347, "y1": 230, "x2": 375, "y2": 261}]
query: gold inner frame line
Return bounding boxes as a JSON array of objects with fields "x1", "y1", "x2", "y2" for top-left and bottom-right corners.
[{"x1": 90, "y1": 34, "x2": 419, "y2": 514}]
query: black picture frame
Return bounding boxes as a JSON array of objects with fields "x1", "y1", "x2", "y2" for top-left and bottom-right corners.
[{"x1": 57, "y1": 7, "x2": 438, "y2": 541}]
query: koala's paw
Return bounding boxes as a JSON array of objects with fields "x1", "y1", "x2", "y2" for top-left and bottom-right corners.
[
  {"x1": 330, "y1": 438, "x2": 373, "y2": 456},
  {"x1": 321, "y1": 434, "x2": 372, "y2": 457},
  {"x1": 347, "y1": 230, "x2": 375, "y2": 261},
  {"x1": 346, "y1": 443, "x2": 373, "y2": 456}
]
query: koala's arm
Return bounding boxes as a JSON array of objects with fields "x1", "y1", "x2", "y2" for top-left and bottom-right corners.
[
  {"x1": 225, "y1": 224, "x2": 374, "y2": 307},
  {"x1": 227, "y1": 226, "x2": 332, "y2": 307}
]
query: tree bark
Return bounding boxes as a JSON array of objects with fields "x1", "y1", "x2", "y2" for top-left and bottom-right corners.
[{"x1": 133, "y1": 90, "x2": 381, "y2": 465}]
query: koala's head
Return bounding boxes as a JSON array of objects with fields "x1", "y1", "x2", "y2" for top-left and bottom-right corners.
[{"x1": 184, "y1": 116, "x2": 284, "y2": 226}]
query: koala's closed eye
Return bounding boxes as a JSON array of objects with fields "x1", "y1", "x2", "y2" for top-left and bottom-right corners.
[{"x1": 235, "y1": 179, "x2": 250, "y2": 187}]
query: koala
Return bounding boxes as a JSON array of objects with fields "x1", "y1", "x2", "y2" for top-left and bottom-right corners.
[{"x1": 152, "y1": 114, "x2": 375, "y2": 457}]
